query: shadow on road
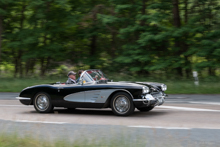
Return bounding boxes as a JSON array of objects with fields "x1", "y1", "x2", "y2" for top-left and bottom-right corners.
[
  {"x1": 24, "y1": 108, "x2": 168, "y2": 117},
  {"x1": 54, "y1": 108, "x2": 115, "y2": 116}
]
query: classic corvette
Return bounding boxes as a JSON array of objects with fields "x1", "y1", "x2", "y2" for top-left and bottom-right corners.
[{"x1": 16, "y1": 69, "x2": 167, "y2": 116}]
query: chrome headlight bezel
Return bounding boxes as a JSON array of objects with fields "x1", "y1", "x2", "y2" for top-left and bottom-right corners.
[
  {"x1": 142, "y1": 86, "x2": 150, "y2": 94},
  {"x1": 161, "y1": 84, "x2": 167, "y2": 91}
]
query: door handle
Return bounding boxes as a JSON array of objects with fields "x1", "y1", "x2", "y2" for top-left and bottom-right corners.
[{"x1": 58, "y1": 87, "x2": 64, "y2": 92}]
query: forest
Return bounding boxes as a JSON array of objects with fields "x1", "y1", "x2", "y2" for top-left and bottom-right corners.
[{"x1": 0, "y1": 0, "x2": 220, "y2": 79}]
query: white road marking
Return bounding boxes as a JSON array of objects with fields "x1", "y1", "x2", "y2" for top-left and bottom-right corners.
[
  {"x1": 0, "y1": 105, "x2": 31, "y2": 107},
  {"x1": 168, "y1": 97, "x2": 188, "y2": 99},
  {"x1": 166, "y1": 101, "x2": 220, "y2": 105},
  {"x1": 128, "y1": 126, "x2": 220, "y2": 130},
  {"x1": 128, "y1": 126, "x2": 191, "y2": 130},
  {"x1": 189, "y1": 102, "x2": 220, "y2": 105},
  {"x1": 159, "y1": 106, "x2": 220, "y2": 112},
  {"x1": 15, "y1": 120, "x2": 67, "y2": 124},
  {"x1": 166, "y1": 100, "x2": 188, "y2": 103},
  {"x1": 1, "y1": 104, "x2": 220, "y2": 112},
  {"x1": 1, "y1": 118, "x2": 220, "y2": 130}
]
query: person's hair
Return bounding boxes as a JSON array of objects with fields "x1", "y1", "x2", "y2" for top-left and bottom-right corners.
[
  {"x1": 67, "y1": 71, "x2": 76, "y2": 76},
  {"x1": 78, "y1": 70, "x2": 84, "y2": 75}
]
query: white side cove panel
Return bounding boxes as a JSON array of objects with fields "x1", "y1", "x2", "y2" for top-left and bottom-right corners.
[
  {"x1": 84, "y1": 90, "x2": 101, "y2": 103},
  {"x1": 64, "y1": 89, "x2": 134, "y2": 103},
  {"x1": 85, "y1": 89, "x2": 134, "y2": 103},
  {"x1": 64, "y1": 92, "x2": 85, "y2": 102}
]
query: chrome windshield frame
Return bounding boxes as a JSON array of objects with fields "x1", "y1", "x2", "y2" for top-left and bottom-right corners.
[{"x1": 78, "y1": 69, "x2": 108, "y2": 85}]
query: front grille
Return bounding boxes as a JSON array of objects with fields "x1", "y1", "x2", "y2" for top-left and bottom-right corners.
[
  {"x1": 150, "y1": 86, "x2": 160, "y2": 93},
  {"x1": 152, "y1": 92, "x2": 163, "y2": 98}
]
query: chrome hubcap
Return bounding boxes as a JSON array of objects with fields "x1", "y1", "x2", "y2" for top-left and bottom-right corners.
[
  {"x1": 36, "y1": 95, "x2": 49, "y2": 111},
  {"x1": 114, "y1": 96, "x2": 130, "y2": 114}
]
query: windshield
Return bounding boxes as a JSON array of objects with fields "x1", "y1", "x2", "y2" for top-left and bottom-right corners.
[
  {"x1": 79, "y1": 69, "x2": 108, "y2": 84},
  {"x1": 87, "y1": 70, "x2": 108, "y2": 81}
]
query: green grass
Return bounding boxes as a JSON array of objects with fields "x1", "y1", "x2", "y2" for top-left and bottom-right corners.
[
  {"x1": 0, "y1": 133, "x2": 149, "y2": 147},
  {"x1": 165, "y1": 80, "x2": 220, "y2": 94},
  {"x1": 0, "y1": 133, "x2": 81, "y2": 147},
  {"x1": 0, "y1": 131, "x2": 212, "y2": 147},
  {"x1": 0, "y1": 76, "x2": 219, "y2": 94}
]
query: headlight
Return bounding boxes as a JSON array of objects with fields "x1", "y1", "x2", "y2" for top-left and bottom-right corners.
[
  {"x1": 142, "y1": 86, "x2": 150, "y2": 94},
  {"x1": 161, "y1": 84, "x2": 167, "y2": 91}
]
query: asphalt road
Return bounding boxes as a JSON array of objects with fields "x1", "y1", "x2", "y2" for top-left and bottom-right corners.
[{"x1": 0, "y1": 93, "x2": 220, "y2": 147}]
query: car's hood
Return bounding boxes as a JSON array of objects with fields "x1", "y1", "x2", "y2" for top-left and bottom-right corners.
[
  {"x1": 111, "y1": 81, "x2": 164, "y2": 90},
  {"x1": 107, "y1": 82, "x2": 143, "y2": 87},
  {"x1": 135, "y1": 82, "x2": 164, "y2": 87},
  {"x1": 107, "y1": 81, "x2": 162, "y2": 89}
]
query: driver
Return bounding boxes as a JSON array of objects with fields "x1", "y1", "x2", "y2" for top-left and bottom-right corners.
[{"x1": 66, "y1": 71, "x2": 77, "y2": 84}]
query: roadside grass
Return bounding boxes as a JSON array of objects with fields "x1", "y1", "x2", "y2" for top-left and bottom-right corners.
[
  {"x1": 0, "y1": 76, "x2": 219, "y2": 94},
  {"x1": 0, "y1": 133, "x2": 73, "y2": 147},
  {"x1": 0, "y1": 131, "x2": 210, "y2": 147},
  {"x1": 165, "y1": 80, "x2": 220, "y2": 94},
  {"x1": 0, "y1": 132, "x2": 148, "y2": 147}
]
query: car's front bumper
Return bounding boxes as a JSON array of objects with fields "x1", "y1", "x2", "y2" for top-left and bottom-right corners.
[
  {"x1": 133, "y1": 92, "x2": 167, "y2": 107},
  {"x1": 16, "y1": 97, "x2": 31, "y2": 105}
]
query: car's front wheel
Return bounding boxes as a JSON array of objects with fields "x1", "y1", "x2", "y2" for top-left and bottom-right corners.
[
  {"x1": 137, "y1": 106, "x2": 154, "y2": 112},
  {"x1": 111, "y1": 92, "x2": 134, "y2": 116},
  {"x1": 33, "y1": 92, "x2": 54, "y2": 113}
]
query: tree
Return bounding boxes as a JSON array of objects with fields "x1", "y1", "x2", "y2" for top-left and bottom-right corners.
[{"x1": 0, "y1": 0, "x2": 14, "y2": 67}]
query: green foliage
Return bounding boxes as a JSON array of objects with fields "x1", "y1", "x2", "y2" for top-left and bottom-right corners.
[
  {"x1": 0, "y1": 75, "x2": 220, "y2": 94},
  {"x1": 0, "y1": 0, "x2": 220, "y2": 79}
]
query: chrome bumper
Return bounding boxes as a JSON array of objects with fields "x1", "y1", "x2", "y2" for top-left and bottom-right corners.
[
  {"x1": 16, "y1": 97, "x2": 31, "y2": 100},
  {"x1": 16, "y1": 97, "x2": 31, "y2": 105},
  {"x1": 133, "y1": 93, "x2": 167, "y2": 106}
]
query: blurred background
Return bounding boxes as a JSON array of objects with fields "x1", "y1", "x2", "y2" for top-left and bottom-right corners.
[
  {"x1": 0, "y1": 1, "x2": 220, "y2": 147},
  {"x1": 0, "y1": 0, "x2": 220, "y2": 93}
]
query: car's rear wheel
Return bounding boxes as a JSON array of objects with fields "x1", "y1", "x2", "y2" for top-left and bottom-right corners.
[
  {"x1": 137, "y1": 106, "x2": 154, "y2": 112},
  {"x1": 111, "y1": 92, "x2": 134, "y2": 116},
  {"x1": 33, "y1": 92, "x2": 54, "y2": 113}
]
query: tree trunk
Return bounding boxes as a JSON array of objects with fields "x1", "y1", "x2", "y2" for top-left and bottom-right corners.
[
  {"x1": 184, "y1": 0, "x2": 188, "y2": 24},
  {"x1": 140, "y1": 0, "x2": 147, "y2": 26},
  {"x1": 173, "y1": 0, "x2": 181, "y2": 27},
  {"x1": 184, "y1": 55, "x2": 191, "y2": 78},
  {"x1": 40, "y1": 57, "x2": 50, "y2": 77},
  {"x1": 25, "y1": 59, "x2": 30, "y2": 76},
  {"x1": 18, "y1": 50, "x2": 23, "y2": 78},
  {"x1": 90, "y1": 35, "x2": 96, "y2": 69},
  {"x1": 30, "y1": 59, "x2": 36, "y2": 74},
  {"x1": 138, "y1": 0, "x2": 150, "y2": 76},
  {"x1": 90, "y1": 35, "x2": 96, "y2": 56},
  {"x1": 40, "y1": 33, "x2": 50, "y2": 77},
  {"x1": 111, "y1": 32, "x2": 116, "y2": 58},
  {"x1": 208, "y1": 67, "x2": 215, "y2": 76},
  {"x1": 0, "y1": 16, "x2": 2, "y2": 65},
  {"x1": 18, "y1": 4, "x2": 26, "y2": 78},
  {"x1": 183, "y1": 0, "x2": 192, "y2": 78},
  {"x1": 172, "y1": 0, "x2": 183, "y2": 77},
  {"x1": 14, "y1": 57, "x2": 19, "y2": 78}
]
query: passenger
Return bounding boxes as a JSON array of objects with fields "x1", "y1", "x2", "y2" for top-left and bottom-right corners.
[
  {"x1": 76, "y1": 70, "x2": 84, "y2": 83},
  {"x1": 66, "y1": 71, "x2": 77, "y2": 84}
]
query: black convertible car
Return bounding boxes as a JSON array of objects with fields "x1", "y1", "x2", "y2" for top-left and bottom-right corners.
[{"x1": 16, "y1": 69, "x2": 167, "y2": 116}]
